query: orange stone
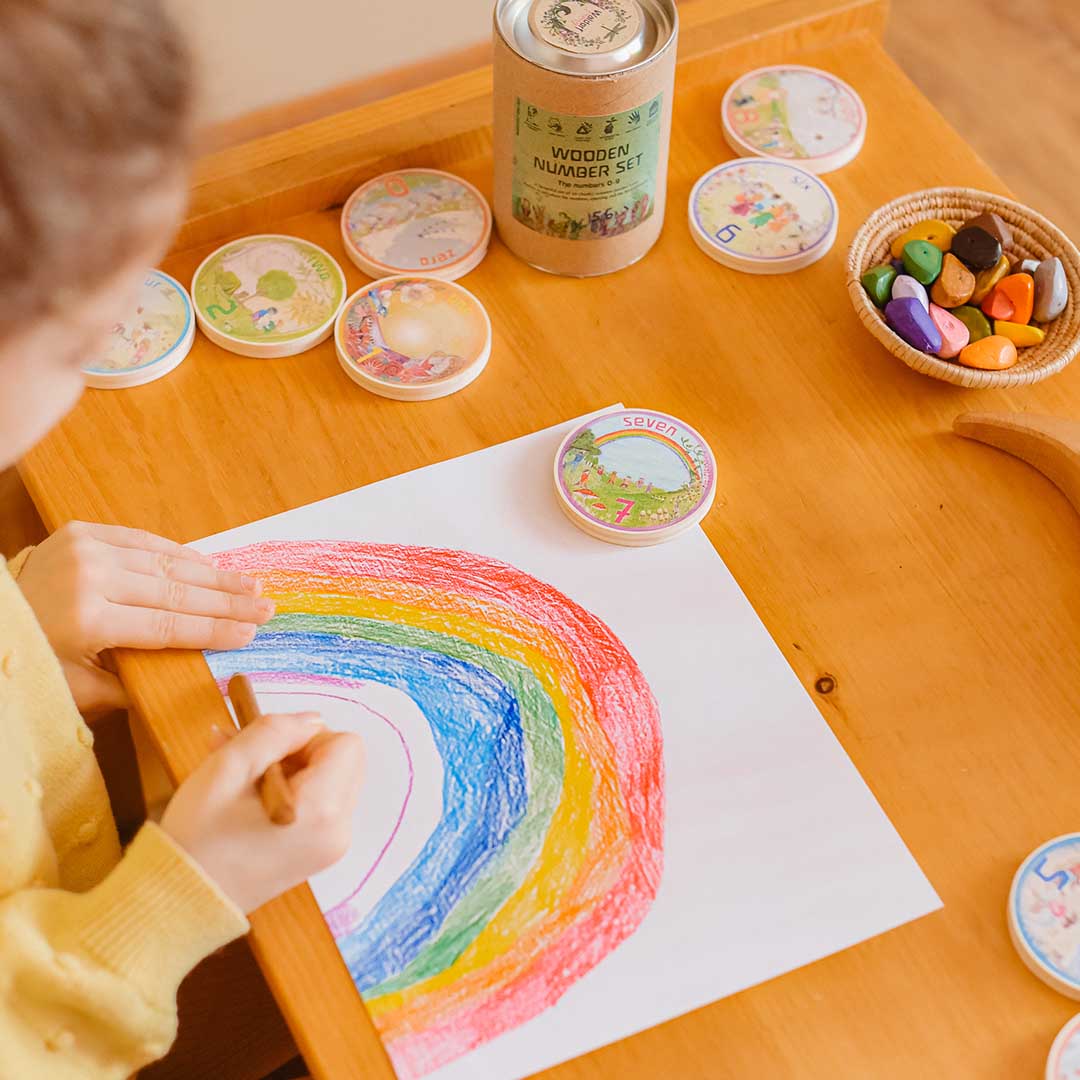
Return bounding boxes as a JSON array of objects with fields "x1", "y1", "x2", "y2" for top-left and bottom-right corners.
[
  {"x1": 981, "y1": 283, "x2": 1016, "y2": 321},
  {"x1": 956, "y1": 334, "x2": 1019, "y2": 371},
  {"x1": 930, "y1": 253, "x2": 976, "y2": 308},
  {"x1": 995, "y1": 273, "x2": 1035, "y2": 325}
]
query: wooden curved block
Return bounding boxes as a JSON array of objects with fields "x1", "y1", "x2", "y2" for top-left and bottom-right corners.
[{"x1": 953, "y1": 412, "x2": 1080, "y2": 515}]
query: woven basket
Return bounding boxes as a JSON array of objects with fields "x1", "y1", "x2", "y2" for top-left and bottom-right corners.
[{"x1": 846, "y1": 187, "x2": 1080, "y2": 388}]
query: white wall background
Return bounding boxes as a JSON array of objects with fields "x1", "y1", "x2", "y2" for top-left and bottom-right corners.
[{"x1": 172, "y1": 0, "x2": 493, "y2": 124}]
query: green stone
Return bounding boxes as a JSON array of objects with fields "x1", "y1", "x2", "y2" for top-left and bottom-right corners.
[
  {"x1": 861, "y1": 264, "x2": 897, "y2": 308},
  {"x1": 952, "y1": 304, "x2": 992, "y2": 344},
  {"x1": 902, "y1": 240, "x2": 944, "y2": 285}
]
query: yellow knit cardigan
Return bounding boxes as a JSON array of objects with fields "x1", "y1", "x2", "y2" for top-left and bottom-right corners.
[{"x1": 0, "y1": 552, "x2": 248, "y2": 1079}]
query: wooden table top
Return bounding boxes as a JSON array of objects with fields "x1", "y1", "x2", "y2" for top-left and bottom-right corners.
[{"x1": 20, "y1": 0, "x2": 1080, "y2": 1076}]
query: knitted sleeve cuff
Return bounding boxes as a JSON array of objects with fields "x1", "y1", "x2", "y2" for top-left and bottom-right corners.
[{"x1": 72, "y1": 823, "x2": 249, "y2": 1005}]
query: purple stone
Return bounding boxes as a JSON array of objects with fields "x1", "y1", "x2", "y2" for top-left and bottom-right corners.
[
  {"x1": 891, "y1": 258, "x2": 905, "y2": 273},
  {"x1": 885, "y1": 297, "x2": 942, "y2": 354}
]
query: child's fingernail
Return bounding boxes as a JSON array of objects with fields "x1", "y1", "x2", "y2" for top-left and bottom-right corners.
[
  {"x1": 255, "y1": 598, "x2": 275, "y2": 618},
  {"x1": 208, "y1": 724, "x2": 233, "y2": 747},
  {"x1": 298, "y1": 712, "x2": 322, "y2": 726},
  {"x1": 242, "y1": 575, "x2": 260, "y2": 594},
  {"x1": 238, "y1": 623, "x2": 257, "y2": 643}
]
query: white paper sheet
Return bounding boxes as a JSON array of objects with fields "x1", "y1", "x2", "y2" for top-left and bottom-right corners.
[{"x1": 197, "y1": 408, "x2": 940, "y2": 1080}]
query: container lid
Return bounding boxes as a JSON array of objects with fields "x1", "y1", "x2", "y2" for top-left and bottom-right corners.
[
  {"x1": 721, "y1": 64, "x2": 866, "y2": 174},
  {"x1": 341, "y1": 169, "x2": 491, "y2": 282},
  {"x1": 192, "y1": 234, "x2": 346, "y2": 359},
  {"x1": 1008, "y1": 834, "x2": 1080, "y2": 1000},
  {"x1": 82, "y1": 270, "x2": 194, "y2": 389},
  {"x1": 335, "y1": 275, "x2": 491, "y2": 400},
  {"x1": 1048, "y1": 1014, "x2": 1080, "y2": 1080},
  {"x1": 528, "y1": 0, "x2": 644, "y2": 56},
  {"x1": 688, "y1": 158, "x2": 838, "y2": 274},
  {"x1": 553, "y1": 407, "x2": 716, "y2": 545},
  {"x1": 497, "y1": 0, "x2": 674, "y2": 76}
]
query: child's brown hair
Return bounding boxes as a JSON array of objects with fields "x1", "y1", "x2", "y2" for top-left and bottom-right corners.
[{"x1": 0, "y1": 0, "x2": 193, "y2": 331}]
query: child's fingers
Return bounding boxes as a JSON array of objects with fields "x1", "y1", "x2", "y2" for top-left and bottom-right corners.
[
  {"x1": 220, "y1": 712, "x2": 325, "y2": 782},
  {"x1": 66, "y1": 663, "x2": 129, "y2": 715},
  {"x1": 108, "y1": 570, "x2": 274, "y2": 624},
  {"x1": 102, "y1": 603, "x2": 258, "y2": 651},
  {"x1": 79, "y1": 522, "x2": 214, "y2": 565},
  {"x1": 118, "y1": 548, "x2": 262, "y2": 596},
  {"x1": 291, "y1": 732, "x2": 366, "y2": 818}
]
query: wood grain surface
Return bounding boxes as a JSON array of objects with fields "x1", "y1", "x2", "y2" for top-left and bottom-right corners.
[
  {"x1": 886, "y1": 0, "x2": 1080, "y2": 244},
  {"x1": 5, "y1": 0, "x2": 1080, "y2": 565},
  {"x1": 14, "y1": 0, "x2": 1080, "y2": 1077},
  {"x1": 0, "y1": 466, "x2": 44, "y2": 558}
]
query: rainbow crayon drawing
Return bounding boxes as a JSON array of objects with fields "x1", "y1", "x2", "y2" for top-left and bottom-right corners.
[{"x1": 206, "y1": 540, "x2": 664, "y2": 1078}]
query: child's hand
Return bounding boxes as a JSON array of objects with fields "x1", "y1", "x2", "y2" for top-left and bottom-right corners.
[
  {"x1": 16, "y1": 521, "x2": 273, "y2": 714},
  {"x1": 160, "y1": 712, "x2": 365, "y2": 914}
]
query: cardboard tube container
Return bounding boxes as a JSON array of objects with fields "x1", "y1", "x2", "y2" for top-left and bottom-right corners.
[{"x1": 493, "y1": 0, "x2": 678, "y2": 276}]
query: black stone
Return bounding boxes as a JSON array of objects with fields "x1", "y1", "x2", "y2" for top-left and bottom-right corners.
[{"x1": 950, "y1": 226, "x2": 1002, "y2": 271}]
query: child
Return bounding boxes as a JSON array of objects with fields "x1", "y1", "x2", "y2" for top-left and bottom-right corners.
[{"x1": 0, "y1": 2, "x2": 366, "y2": 1074}]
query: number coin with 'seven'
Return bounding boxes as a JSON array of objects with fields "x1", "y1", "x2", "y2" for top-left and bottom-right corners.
[{"x1": 553, "y1": 407, "x2": 717, "y2": 546}]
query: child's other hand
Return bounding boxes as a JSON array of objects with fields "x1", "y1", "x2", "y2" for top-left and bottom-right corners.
[
  {"x1": 16, "y1": 521, "x2": 273, "y2": 714},
  {"x1": 160, "y1": 713, "x2": 365, "y2": 914}
]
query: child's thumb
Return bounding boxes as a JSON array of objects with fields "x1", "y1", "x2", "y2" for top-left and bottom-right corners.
[
  {"x1": 72, "y1": 665, "x2": 129, "y2": 716},
  {"x1": 226, "y1": 712, "x2": 324, "y2": 781}
]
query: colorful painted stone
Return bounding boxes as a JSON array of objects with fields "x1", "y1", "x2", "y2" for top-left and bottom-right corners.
[
  {"x1": 929, "y1": 252, "x2": 975, "y2": 308},
  {"x1": 951, "y1": 226, "x2": 1002, "y2": 271},
  {"x1": 885, "y1": 296, "x2": 942, "y2": 353},
  {"x1": 980, "y1": 283, "x2": 1016, "y2": 321},
  {"x1": 995, "y1": 273, "x2": 1035, "y2": 324},
  {"x1": 965, "y1": 211, "x2": 1013, "y2": 250},
  {"x1": 889, "y1": 219, "x2": 955, "y2": 259},
  {"x1": 861, "y1": 264, "x2": 897, "y2": 308},
  {"x1": 891, "y1": 274, "x2": 929, "y2": 311},
  {"x1": 902, "y1": 239, "x2": 944, "y2": 285},
  {"x1": 1018, "y1": 258, "x2": 1040, "y2": 276},
  {"x1": 956, "y1": 334, "x2": 1018, "y2": 371},
  {"x1": 1034, "y1": 256, "x2": 1068, "y2": 322},
  {"x1": 969, "y1": 253, "x2": 1010, "y2": 304},
  {"x1": 994, "y1": 320, "x2": 1045, "y2": 347},
  {"x1": 929, "y1": 303, "x2": 970, "y2": 359},
  {"x1": 952, "y1": 304, "x2": 993, "y2": 344}
]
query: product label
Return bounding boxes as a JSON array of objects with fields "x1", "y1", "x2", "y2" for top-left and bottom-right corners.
[
  {"x1": 513, "y1": 93, "x2": 662, "y2": 241},
  {"x1": 528, "y1": 0, "x2": 641, "y2": 54}
]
